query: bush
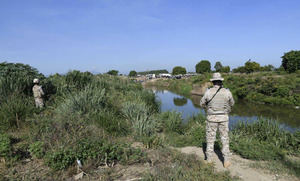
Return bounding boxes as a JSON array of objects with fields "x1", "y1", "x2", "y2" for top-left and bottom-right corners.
[
  {"x1": 45, "y1": 139, "x2": 145, "y2": 170},
  {"x1": 196, "y1": 60, "x2": 211, "y2": 73}
]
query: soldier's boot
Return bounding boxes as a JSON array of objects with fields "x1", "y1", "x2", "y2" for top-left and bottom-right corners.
[
  {"x1": 223, "y1": 161, "x2": 231, "y2": 168},
  {"x1": 205, "y1": 154, "x2": 213, "y2": 164}
]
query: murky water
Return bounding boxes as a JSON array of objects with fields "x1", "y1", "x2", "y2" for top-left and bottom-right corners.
[{"x1": 153, "y1": 89, "x2": 300, "y2": 132}]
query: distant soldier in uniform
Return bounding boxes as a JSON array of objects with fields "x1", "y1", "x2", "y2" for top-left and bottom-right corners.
[
  {"x1": 32, "y1": 78, "x2": 45, "y2": 108},
  {"x1": 200, "y1": 73, "x2": 235, "y2": 168}
]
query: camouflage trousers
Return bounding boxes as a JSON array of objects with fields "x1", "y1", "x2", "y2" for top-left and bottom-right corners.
[
  {"x1": 206, "y1": 115, "x2": 230, "y2": 161},
  {"x1": 34, "y1": 98, "x2": 44, "y2": 108}
]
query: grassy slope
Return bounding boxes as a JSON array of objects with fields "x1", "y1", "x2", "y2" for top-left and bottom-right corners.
[{"x1": 0, "y1": 69, "x2": 235, "y2": 180}]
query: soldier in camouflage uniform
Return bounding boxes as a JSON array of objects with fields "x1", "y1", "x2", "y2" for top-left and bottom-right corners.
[
  {"x1": 200, "y1": 73, "x2": 234, "y2": 168},
  {"x1": 32, "y1": 78, "x2": 45, "y2": 108}
]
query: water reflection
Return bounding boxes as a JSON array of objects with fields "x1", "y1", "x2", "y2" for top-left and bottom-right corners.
[
  {"x1": 173, "y1": 97, "x2": 188, "y2": 106},
  {"x1": 153, "y1": 89, "x2": 300, "y2": 132}
]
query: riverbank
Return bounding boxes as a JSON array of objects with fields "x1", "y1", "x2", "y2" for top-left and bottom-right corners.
[
  {"x1": 145, "y1": 72, "x2": 300, "y2": 106},
  {"x1": 0, "y1": 63, "x2": 299, "y2": 180}
]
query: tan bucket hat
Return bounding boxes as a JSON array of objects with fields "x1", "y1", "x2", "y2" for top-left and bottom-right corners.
[
  {"x1": 210, "y1": 72, "x2": 224, "y2": 82},
  {"x1": 33, "y1": 78, "x2": 40, "y2": 84}
]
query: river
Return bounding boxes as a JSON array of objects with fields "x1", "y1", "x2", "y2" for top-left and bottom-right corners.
[{"x1": 152, "y1": 89, "x2": 300, "y2": 132}]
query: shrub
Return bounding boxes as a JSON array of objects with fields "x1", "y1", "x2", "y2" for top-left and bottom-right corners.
[{"x1": 45, "y1": 139, "x2": 145, "y2": 170}]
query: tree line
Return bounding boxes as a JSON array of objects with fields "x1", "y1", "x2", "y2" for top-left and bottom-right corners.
[
  {"x1": 107, "y1": 50, "x2": 300, "y2": 76},
  {"x1": 170, "y1": 50, "x2": 300, "y2": 75}
]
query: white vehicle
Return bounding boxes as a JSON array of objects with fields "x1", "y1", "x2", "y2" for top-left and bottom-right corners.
[{"x1": 159, "y1": 73, "x2": 172, "y2": 78}]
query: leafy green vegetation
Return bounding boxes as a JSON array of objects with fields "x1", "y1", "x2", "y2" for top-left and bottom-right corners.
[
  {"x1": 129, "y1": 70, "x2": 137, "y2": 77},
  {"x1": 282, "y1": 50, "x2": 300, "y2": 73},
  {"x1": 1, "y1": 62, "x2": 299, "y2": 179},
  {"x1": 196, "y1": 60, "x2": 211, "y2": 73},
  {"x1": 138, "y1": 69, "x2": 169, "y2": 75},
  {"x1": 0, "y1": 63, "x2": 236, "y2": 180},
  {"x1": 172, "y1": 66, "x2": 187, "y2": 75}
]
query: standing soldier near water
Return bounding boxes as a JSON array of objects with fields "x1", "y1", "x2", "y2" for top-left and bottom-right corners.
[
  {"x1": 200, "y1": 73, "x2": 235, "y2": 168},
  {"x1": 32, "y1": 78, "x2": 45, "y2": 108}
]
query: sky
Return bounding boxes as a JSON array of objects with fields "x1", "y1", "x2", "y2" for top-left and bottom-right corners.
[{"x1": 0, "y1": 0, "x2": 300, "y2": 75}]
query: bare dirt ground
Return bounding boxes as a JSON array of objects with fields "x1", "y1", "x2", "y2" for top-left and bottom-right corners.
[{"x1": 177, "y1": 146, "x2": 298, "y2": 181}]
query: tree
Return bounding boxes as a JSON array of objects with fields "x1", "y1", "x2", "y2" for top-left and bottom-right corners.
[
  {"x1": 232, "y1": 66, "x2": 246, "y2": 73},
  {"x1": 138, "y1": 69, "x2": 168, "y2": 75},
  {"x1": 107, "y1": 70, "x2": 119, "y2": 76},
  {"x1": 260, "y1": 64, "x2": 275, "y2": 72},
  {"x1": 172, "y1": 66, "x2": 186, "y2": 75},
  {"x1": 244, "y1": 60, "x2": 260, "y2": 74},
  {"x1": 220, "y1": 66, "x2": 230, "y2": 73},
  {"x1": 196, "y1": 60, "x2": 211, "y2": 74},
  {"x1": 214, "y1": 61, "x2": 223, "y2": 72},
  {"x1": 129, "y1": 70, "x2": 137, "y2": 77},
  {"x1": 0, "y1": 62, "x2": 45, "y2": 97},
  {"x1": 281, "y1": 50, "x2": 300, "y2": 73}
]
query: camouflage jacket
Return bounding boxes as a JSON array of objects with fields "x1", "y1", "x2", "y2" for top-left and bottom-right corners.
[
  {"x1": 200, "y1": 85, "x2": 234, "y2": 115},
  {"x1": 32, "y1": 85, "x2": 44, "y2": 98}
]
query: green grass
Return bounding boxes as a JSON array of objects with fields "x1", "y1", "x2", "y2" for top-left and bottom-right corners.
[
  {"x1": 143, "y1": 148, "x2": 237, "y2": 181},
  {"x1": 1, "y1": 63, "x2": 299, "y2": 179},
  {"x1": 146, "y1": 72, "x2": 300, "y2": 106}
]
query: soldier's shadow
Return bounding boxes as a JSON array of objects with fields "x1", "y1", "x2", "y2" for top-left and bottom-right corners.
[{"x1": 202, "y1": 142, "x2": 225, "y2": 163}]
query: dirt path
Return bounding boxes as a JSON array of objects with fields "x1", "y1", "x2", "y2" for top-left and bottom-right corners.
[{"x1": 177, "y1": 146, "x2": 297, "y2": 181}]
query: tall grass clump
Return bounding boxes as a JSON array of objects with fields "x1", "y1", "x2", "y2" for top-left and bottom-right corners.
[
  {"x1": 56, "y1": 85, "x2": 107, "y2": 116},
  {"x1": 230, "y1": 119, "x2": 300, "y2": 160},
  {"x1": 163, "y1": 113, "x2": 207, "y2": 147},
  {"x1": 0, "y1": 94, "x2": 35, "y2": 130},
  {"x1": 122, "y1": 102, "x2": 157, "y2": 137},
  {"x1": 65, "y1": 70, "x2": 93, "y2": 90},
  {"x1": 159, "y1": 111, "x2": 183, "y2": 133}
]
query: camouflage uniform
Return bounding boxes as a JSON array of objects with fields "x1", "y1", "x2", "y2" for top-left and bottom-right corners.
[
  {"x1": 32, "y1": 81, "x2": 44, "y2": 108},
  {"x1": 200, "y1": 74, "x2": 234, "y2": 162}
]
